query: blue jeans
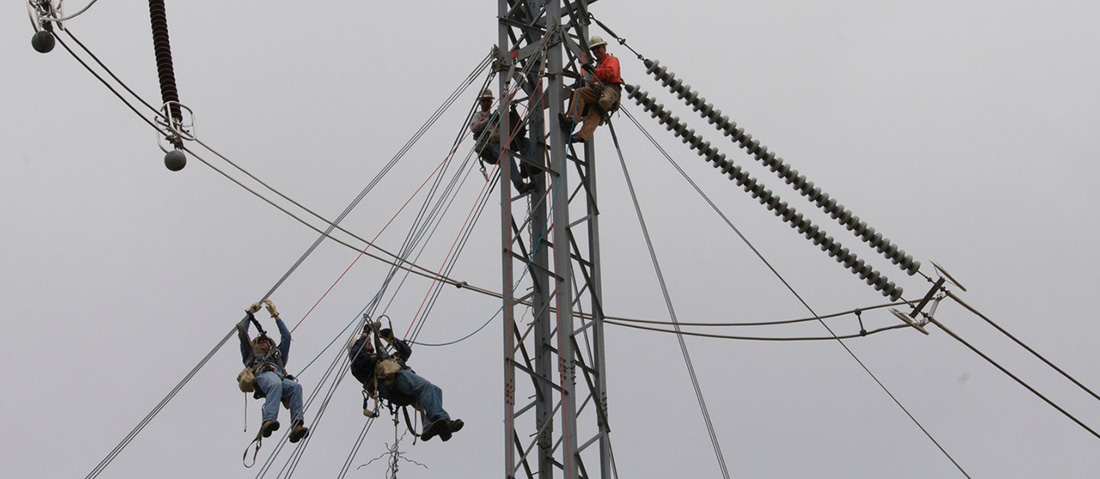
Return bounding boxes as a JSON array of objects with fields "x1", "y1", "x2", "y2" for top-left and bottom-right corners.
[
  {"x1": 382, "y1": 369, "x2": 450, "y2": 424},
  {"x1": 255, "y1": 370, "x2": 304, "y2": 424}
]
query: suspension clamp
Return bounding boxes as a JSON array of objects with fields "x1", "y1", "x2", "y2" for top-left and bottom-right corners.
[{"x1": 156, "y1": 101, "x2": 195, "y2": 152}]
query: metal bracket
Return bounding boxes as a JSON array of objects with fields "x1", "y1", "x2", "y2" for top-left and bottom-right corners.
[
  {"x1": 890, "y1": 308, "x2": 929, "y2": 335},
  {"x1": 155, "y1": 101, "x2": 195, "y2": 152},
  {"x1": 931, "y1": 260, "x2": 968, "y2": 292}
]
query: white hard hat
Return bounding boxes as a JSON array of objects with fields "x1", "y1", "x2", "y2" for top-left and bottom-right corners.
[
  {"x1": 589, "y1": 35, "x2": 607, "y2": 49},
  {"x1": 479, "y1": 88, "x2": 494, "y2": 100}
]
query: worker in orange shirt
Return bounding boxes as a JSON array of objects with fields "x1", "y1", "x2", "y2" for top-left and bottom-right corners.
[{"x1": 560, "y1": 35, "x2": 622, "y2": 143}]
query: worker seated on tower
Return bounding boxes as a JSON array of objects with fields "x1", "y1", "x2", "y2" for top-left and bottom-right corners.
[
  {"x1": 470, "y1": 88, "x2": 535, "y2": 194},
  {"x1": 348, "y1": 322, "x2": 463, "y2": 442},
  {"x1": 560, "y1": 35, "x2": 622, "y2": 143},
  {"x1": 236, "y1": 300, "x2": 310, "y2": 443}
]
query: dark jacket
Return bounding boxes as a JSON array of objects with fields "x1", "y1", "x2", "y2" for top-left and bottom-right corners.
[
  {"x1": 237, "y1": 314, "x2": 292, "y2": 375},
  {"x1": 349, "y1": 335, "x2": 414, "y2": 407}
]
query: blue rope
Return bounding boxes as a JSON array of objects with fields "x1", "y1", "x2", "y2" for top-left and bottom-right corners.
[{"x1": 295, "y1": 293, "x2": 380, "y2": 376}]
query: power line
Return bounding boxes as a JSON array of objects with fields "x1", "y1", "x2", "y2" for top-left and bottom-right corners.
[
  {"x1": 608, "y1": 122, "x2": 731, "y2": 479},
  {"x1": 928, "y1": 316, "x2": 1100, "y2": 440},
  {"x1": 605, "y1": 320, "x2": 910, "y2": 342},
  {"x1": 619, "y1": 98, "x2": 972, "y2": 478},
  {"x1": 946, "y1": 290, "x2": 1100, "y2": 404}
]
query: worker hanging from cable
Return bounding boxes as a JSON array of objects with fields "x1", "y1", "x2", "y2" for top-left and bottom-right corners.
[
  {"x1": 236, "y1": 300, "x2": 310, "y2": 443},
  {"x1": 347, "y1": 318, "x2": 463, "y2": 442},
  {"x1": 470, "y1": 88, "x2": 535, "y2": 194},
  {"x1": 560, "y1": 35, "x2": 623, "y2": 143}
]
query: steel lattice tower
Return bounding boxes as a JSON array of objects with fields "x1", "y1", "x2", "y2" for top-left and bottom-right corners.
[{"x1": 497, "y1": 1, "x2": 611, "y2": 478}]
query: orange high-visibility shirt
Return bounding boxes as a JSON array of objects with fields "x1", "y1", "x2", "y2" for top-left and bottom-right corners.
[{"x1": 594, "y1": 53, "x2": 621, "y2": 85}]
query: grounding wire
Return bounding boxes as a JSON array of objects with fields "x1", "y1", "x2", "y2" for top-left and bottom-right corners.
[
  {"x1": 618, "y1": 107, "x2": 972, "y2": 477},
  {"x1": 608, "y1": 122, "x2": 730, "y2": 479},
  {"x1": 945, "y1": 290, "x2": 1100, "y2": 404}
]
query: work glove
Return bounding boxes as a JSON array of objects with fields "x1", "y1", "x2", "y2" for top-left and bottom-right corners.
[
  {"x1": 581, "y1": 63, "x2": 595, "y2": 73},
  {"x1": 245, "y1": 302, "x2": 262, "y2": 314},
  {"x1": 263, "y1": 299, "x2": 279, "y2": 318},
  {"x1": 379, "y1": 328, "x2": 394, "y2": 341}
]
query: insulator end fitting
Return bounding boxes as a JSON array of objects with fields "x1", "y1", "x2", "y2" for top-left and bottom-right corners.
[
  {"x1": 32, "y1": 31, "x2": 55, "y2": 54},
  {"x1": 164, "y1": 149, "x2": 186, "y2": 171}
]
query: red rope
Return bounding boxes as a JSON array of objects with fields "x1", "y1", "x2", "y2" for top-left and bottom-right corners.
[{"x1": 290, "y1": 139, "x2": 473, "y2": 333}]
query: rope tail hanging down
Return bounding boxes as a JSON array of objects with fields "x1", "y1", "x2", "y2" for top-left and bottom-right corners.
[{"x1": 148, "y1": 0, "x2": 187, "y2": 170}]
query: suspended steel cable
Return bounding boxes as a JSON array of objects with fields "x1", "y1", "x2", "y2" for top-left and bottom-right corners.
[
  {"x1": 617, "y1": 103, "x2": 972, "y2": 478},
  {"x1": 337, "y1": 418, "x2": 378, "y2": 479},
  {"x1": 52, "y1": 26, "x2": 494, "y2": 294},
  {"x1": 605, "y1": 300, "x2": 908, "y2": 328},
  {"x1": 605, "y1": 320, "x2": 909, "y2": 342},
  {"x1": 607, "y1": 122, "x2": 731, "y2": 479},
  {"x1": 927, "y1": 316, "x2": 1100, "y2": 440},
  {"x1": 60, "y1": 29, "x2": 165, "y2": 118},
  {"x1": 621, "y1": 106, "x2": 869, "y2": 321},
  {"x1": 46, "y1": 0, "x2": 102, "y2": 22},
  {"x1": 591, "y1": 13, "x2": 923, "y2": 279},
  {"x1": 64, "y1": 40, "x2": 495, "y2": 478},
  {"x1": 85, "y1": 328, "x2": 234, "y2": 479},
  {"x1": 53, "y1": 32, "x2": 168, "y2": 136},
  {"x1": 625, "y1": 84, "x2": 904, "y2": 300},
  {"x1": 945, "y1": 290, "x2": 1100, "y2": 404},
  {"x1": 408, "y1": 92, "x2": 547, "y2": 343}
]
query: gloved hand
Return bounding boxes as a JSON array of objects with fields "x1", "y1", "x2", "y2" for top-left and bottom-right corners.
[
  {"x1": 581, "y1": 63, "x2": 595, "y2": 73},
  {"x1": 379, "y1": 328, "x2": 394, "y2": 341},
  {"x1": 245, "y1": 303, "x2": 262, "y2": 314},
  {"x1": 263, "y1": 299, "x2": 279, "y2": 318}
]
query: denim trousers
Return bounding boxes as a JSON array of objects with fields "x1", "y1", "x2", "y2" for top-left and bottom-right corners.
[
  {"x1": 255, "y1": 370, "x2": 304, "y2": 424},
  {"x1": 384, "y1": 369, "x2": 450, "y2": 424}
]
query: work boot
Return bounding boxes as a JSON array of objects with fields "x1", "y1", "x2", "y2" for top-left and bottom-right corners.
[
  {"x1": 289, "y1": 420, "x2": 310, "y2": 443},
  {"x1": 260, "y1": 419, "x2": 280, "y2": 438},
  {"x1": 558, "y1": 112, "x2": 574, "y2": 131},
  {"x1": 440, "y1": 419, "x2": 464, "y2": 442},
  {"x1": 420, "y1": 419, "x2": 450, "y2": 442},
  {"x1": 517, "y1": 182, "x2": 535, "y2": 195}
]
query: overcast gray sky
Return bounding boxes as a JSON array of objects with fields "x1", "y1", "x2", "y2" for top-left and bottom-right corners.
[{"x1": 4, "y1": 1, "x2": 1100, "y2": 478}]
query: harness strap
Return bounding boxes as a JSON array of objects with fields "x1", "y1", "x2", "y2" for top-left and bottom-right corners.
[
  {"x1": 242, "y1": 430, "x2": 263, "y2": 468},
  {"x1": 400, "y1": 405, "x2": 422, "y2": 439}
]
